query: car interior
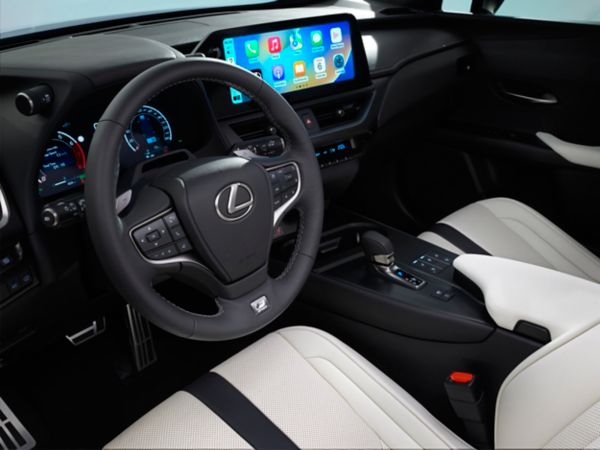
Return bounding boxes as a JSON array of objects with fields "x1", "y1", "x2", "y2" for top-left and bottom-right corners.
[{"x1": 1, "y1": 0, "x2": 599, "y2": 448}]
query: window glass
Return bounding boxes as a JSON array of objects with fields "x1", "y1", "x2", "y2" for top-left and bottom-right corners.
[
  {"x1": 441, "y1": 0, "x2": 600, "y2": 25},
  {"x1": 496, "y1": 0, "x2": 600, "y2": 25},
  {"x1": 441, "y1": 0, "x2": 472, "y2": 13}
]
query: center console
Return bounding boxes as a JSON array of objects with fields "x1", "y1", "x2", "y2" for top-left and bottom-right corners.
[{"x1": 273, "y1": 208, "x2": 494, "y2": 343}]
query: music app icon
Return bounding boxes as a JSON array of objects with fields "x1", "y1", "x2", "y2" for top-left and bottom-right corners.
[{"x1": 268, "y1": 36, "x2": 282, "y2": 54}]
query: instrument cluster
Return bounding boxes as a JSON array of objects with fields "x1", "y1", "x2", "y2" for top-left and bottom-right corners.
[{"x1": 38, "y1": 82, "x2": 211, "y2": 198}]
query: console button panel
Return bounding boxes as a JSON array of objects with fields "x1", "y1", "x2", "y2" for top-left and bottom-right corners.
[
  {"x1": 0, "y1": 243, "x2": 37, "y2": 305},
  {"x1": 410, "y1": 251, "x2": 455, "y2": 275}
]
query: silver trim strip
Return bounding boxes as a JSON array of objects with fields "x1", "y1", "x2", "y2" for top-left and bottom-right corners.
[
  {"x1": 0, "y1": 183, "x2": 9, "y2": 229},
  {"x1": 504, "y1": 90, "x2": 558, "y2": 105},
  {"x1": 267, "y1": 162, "x2": 301, "y2": 227}
]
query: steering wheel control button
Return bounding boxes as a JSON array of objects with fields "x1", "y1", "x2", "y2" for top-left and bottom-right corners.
[
  {"x1": 131, "y1": 211, "x2": 194, "y2": 260},
  {"x1": 133, "y1": 219, "x2": 172, "y2": 252},
  {"x1": 163, "y1": 212, "x2": 180, "y2": 228},
  {"x1": 170, "y1": 226, "x2": 186, "y2": 240},
  {"x1": 148, "y1": 244, "x2": 178, "y2": 260},
  {"x1": 145, "y1": 230, "x2": 161, "y2": 243},
  {"x1": 175, "y1": 239, "x2": 192, "y2": 253},
  {"x1": 250, "y1": 296, "x2": 269, "y2": 314}
]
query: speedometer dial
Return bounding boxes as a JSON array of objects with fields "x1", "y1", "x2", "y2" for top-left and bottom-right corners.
[
  {"x1": 124, "y1": 105, "x2": 172, "y2": 160},
  {"x1": 38, "y1": 131, "x2": 86, "y2": 197}
]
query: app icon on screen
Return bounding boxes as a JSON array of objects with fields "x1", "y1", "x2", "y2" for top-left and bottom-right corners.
[
  {"x1": 230, "y1": 88, "x2": 244, "y2": 104},
  {"x1": 293, "y1": 61, "x2": 306, "y2": 77},
  {"x1": 330, "y1": 27, "x2": 342, "y2": 44},
  {"x1": 333, "y1": 53, "x2": 345, "y2": 69},
  {"x1": 268, "y1": 36, "x2": 282, "y2": 54},
  {"x1": 251, "y1": 69, "x2": 263, "y2": 79},
  {"x1": 313, "y1": 57, "x2": 326, "y2": 73},
  {"x1": 272, "y1": 64, "x2": 285, "y2": 81},
  {"x1": 310, "y1": 30, "x2": 323, "y2": 47},
  {"x1": 244, "y1": 40, "x2": 259, "y2": 58},
  {"x1": 289, "y1": 30, "x2": 303, "y2": 51}
]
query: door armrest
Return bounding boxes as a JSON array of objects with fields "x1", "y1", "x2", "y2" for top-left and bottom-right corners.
[{"x1": 454, "y1": 254, "x2": 600, "y2": 340}]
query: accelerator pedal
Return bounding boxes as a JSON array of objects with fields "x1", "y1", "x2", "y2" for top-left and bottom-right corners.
[
  {"x1": 0, "y1": 397, "x2": 35, "y2": 450},
  {"x1": 126, "y1": 304, "x2": 157, "y2": 372}
]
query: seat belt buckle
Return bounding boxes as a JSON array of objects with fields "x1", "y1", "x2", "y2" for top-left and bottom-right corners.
[
  {"x1": 445, "y1": 371, "x2": 481, "y2": 404},
  {"x1": 444, "y1": 371, "x2": 491, "y2": 448}
]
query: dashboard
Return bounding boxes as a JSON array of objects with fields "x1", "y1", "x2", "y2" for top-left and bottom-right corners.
[
  {"x1": 36, "y1": 14, "x2": 369, "y2": 200},
  {"x1": 0, "y1": 2, "x2": 470, "y2": 353}
]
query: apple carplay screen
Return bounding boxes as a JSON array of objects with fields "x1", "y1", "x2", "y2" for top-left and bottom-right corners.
[{"x1": 206, "y1": 14, "x2": 370, "y2": 118}]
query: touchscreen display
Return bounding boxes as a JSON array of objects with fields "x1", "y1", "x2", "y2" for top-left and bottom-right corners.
[{"x1": 222, "y1": 20, "x2": 355, "y2": 104}]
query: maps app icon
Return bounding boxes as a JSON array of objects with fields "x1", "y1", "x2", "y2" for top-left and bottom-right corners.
[{"x1": 289, "y1": 29, "x2": 303, "y2": 51}]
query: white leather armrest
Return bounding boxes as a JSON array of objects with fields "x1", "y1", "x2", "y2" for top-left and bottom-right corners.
[{"x1": 453, "y1": 254, "x2": 600, "y2": 340}]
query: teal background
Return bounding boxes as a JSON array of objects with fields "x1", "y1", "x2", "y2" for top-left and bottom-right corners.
[{"x1": 443, "y1": 0, "x2": 600, "y2": 24}]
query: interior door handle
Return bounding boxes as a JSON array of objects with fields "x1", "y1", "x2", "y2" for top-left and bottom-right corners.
[
  {"x1": 537, "y1": 132, "x2": 600, "y2": 169},
  {"x1": 503, "y1": 90, "x2": 558, "y2": 105}
]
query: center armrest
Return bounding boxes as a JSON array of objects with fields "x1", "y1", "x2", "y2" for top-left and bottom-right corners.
[{"x1": 453, "y1": 254, "x2": 600, "y2": 340}]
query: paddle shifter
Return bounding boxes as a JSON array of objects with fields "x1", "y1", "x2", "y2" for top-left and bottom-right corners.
[{"x1": 361, "y1": 231, "x2": 426, "y2": 290}]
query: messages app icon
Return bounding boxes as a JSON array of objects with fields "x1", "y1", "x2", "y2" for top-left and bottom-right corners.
[
  {"x1": 310, "y1": 30, "x2": 323, "y2": 47},
  {"x1": 245, "y1": 40, "x2": 259, "y2": 58}
]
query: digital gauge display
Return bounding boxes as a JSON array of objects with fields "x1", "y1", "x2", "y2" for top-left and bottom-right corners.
[
  {"x1": 38, "y1": 131, "x2": 87, "y2": 197},
  {"x1": 39, "y1": 103, "x2": 176, "y2": 198},
  {"x1": 124, "y1": 105, "x2": 173, "y2": 161}
]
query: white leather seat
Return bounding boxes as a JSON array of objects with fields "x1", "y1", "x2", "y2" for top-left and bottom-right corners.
[
  {"x1": 418, "y1": 197, "x2": 600, "y2": 283},
  {"x1": 106, "y1": 289, "x2": 600, "y2": 450},
  {"x1": 105, "y1": 326, "x2": 471, "y2": 449}
]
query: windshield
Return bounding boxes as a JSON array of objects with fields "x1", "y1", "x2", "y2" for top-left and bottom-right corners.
[{"x1": 0, "y1": 0, "x2": 275, "y2": 40}]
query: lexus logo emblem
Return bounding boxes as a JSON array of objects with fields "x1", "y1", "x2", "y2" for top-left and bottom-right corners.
[{"x1": 215, "y1": 183, "x2": 254, "y2": 221}]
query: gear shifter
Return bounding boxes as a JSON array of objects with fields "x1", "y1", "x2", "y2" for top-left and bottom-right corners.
[{"x1": 361, "y1": 231, "x2": 426, "y2": 290}]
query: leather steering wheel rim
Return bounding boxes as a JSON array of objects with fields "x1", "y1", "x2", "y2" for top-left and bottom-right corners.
[{"x1": 85, "y1": 57, "x2": 324, "y2": 341}]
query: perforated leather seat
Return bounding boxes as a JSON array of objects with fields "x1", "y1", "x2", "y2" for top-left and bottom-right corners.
[
  {"x1": 418, "y1": 197, "x2": 600, "y2": 283},
  {"x1": 106, "y1": 327, "x2": 470, "y2": 449},
  {"x1": 106, "y1": 310, "x2": 600, "y2": 449}
]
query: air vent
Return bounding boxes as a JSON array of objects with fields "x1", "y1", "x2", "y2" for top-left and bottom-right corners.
[
  {"x1": 312, "y1": 99, "x2": 364, "y2": 129},
  {"x1": 0, "y1": 183, "x2": 9, "y2": 229},
  {"x1": 379, "y1": 7, "x2": 424, "y2": 15},
  {"x1": 172, "y1": 42, "x2": 200, "y2": 55},
  {"x1": 0, "y1": 397, "x2": 36, "y2": 450},
  {"x1": 230, "y1": 117, "x2": 275, "y2": 141}
]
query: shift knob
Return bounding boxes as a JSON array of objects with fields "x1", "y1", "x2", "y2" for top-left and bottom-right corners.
[{"x1": 361, "y1": 231, "x2": 395, "y2": 266}]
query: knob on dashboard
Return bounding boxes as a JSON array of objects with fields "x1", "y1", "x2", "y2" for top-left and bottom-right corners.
[
  {"x1": 15, "y1": 84, "x2": 54, "y2": 116},
  {"x1": 41, "y1": 207, "x2": 59, "y2": 228}
]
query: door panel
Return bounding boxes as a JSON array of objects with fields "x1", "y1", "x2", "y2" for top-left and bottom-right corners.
[{"x1": 390, "y1": 17, "x2": 600, "y2": 253}]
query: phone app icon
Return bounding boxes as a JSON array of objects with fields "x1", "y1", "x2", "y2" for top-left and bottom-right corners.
[
  {"x1": 333, "y1": 53, "x2": 345, "y2": 69},
  {"x1": 330, "y1": 27, "x2": 342, "y2": 44},
  {"x1": 272, "y1": 64, "x2": 285, "y2": 81},
  {"x1": 289, "y1": 30, "x2": 303, "y2": 51},
  {"x1": 244, "y1": 40, "x2": 259, "y2": 58},
  {"x1": 268, "y1": 36, "x2": 282, "y2": 54},
  {"x1": 313, "y1": 57, "x2": 326, "y2": 73},
  {"x1": 310, "y1": 30, "x2": 323, "y2": 47},
  {"x1": 293, "y1": 61, "x2": 306, "y2": 77}
]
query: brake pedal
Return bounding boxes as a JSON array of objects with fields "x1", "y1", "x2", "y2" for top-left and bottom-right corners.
[
  {"x1": 0, "y1": 397, "x2": 35, "y2": 450},
  {"x1": 126, "y1": 304, "x2": 157, "y2": 372}
]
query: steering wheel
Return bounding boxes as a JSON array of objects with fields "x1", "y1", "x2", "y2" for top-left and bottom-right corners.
[{"x1": 85, "y1": 58, "x2": 324, "y2": 341}]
